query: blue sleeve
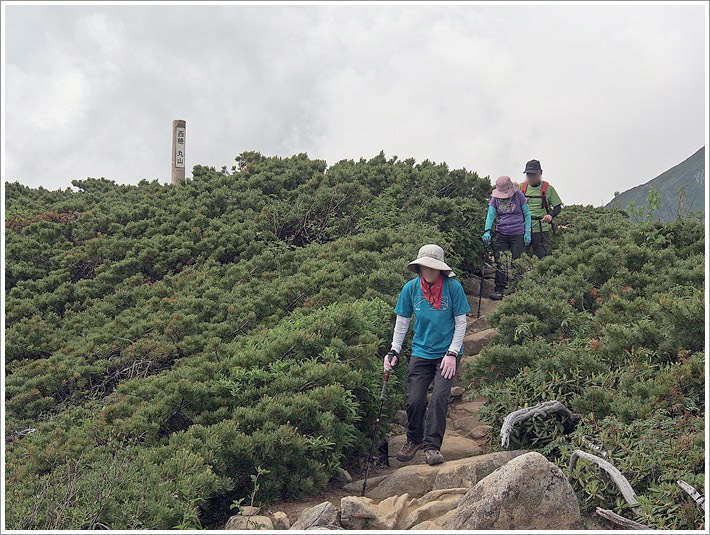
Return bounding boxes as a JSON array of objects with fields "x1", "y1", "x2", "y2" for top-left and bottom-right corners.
[
  {"x1": 485, "y1": 205, "x2": 496, "y2": 232},
  {"x1": 394, "y1": 280, "x2": 414, "y2": 317},
  {"x1": 522, "y1": 204, "x2": 532, "y2": 233},
  {"x1": 450, "y1": 280, "x2": 471, "y2": 315}
]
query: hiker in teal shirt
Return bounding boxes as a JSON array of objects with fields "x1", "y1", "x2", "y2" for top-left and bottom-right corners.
[{"x1": 383, "y1": 244, "x2": 470, "y2": 466}]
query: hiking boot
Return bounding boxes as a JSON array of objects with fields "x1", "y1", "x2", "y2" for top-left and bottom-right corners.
[
  {"x1": 490, "y1": 291, "x2": 503, "y2": 301},
  {"x1": 425, "y1": 449, "x2": 445, "y2": 465},
  {"x1": 395, "y1": 440, "x2": 423, "y2": 462}
]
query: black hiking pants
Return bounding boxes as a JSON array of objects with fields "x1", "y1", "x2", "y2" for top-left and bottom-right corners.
[
  {"x1": 406, "y1": 353, "x2": 462, "y2": 451},
  {"x1": 527, "y1": 230, "x2": 550, "y2": 259},
  {"x1": 493, "y1": 233, "x2": 524, "y2": 293}
]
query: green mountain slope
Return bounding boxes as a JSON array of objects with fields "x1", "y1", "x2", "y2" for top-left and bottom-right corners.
[
  {"x1": 4, "y1": 152, "x2": 704, "y2": 530},
  {"x1": 607, "y1": 146, "x2": 705, "y2": 220}
]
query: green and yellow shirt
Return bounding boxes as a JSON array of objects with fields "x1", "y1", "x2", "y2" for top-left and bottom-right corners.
[{"x1": 523, "y1": 182, "x2": 562, "y2": 233}]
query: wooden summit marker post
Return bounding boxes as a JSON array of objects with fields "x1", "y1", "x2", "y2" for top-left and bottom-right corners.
[{"x1": 171, "y1": 119, "x2": 186, "y2": 185}]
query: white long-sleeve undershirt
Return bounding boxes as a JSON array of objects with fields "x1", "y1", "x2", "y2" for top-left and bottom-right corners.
[
  {"x1": 390, "y1": 313, "x2": 468, "y2": 356},
  {"x1": 448, "y1": 314, "x2": 468, "y2": 355},
  {"x1": 390, "y1": 315, "x2": 411, "y2": 354}
]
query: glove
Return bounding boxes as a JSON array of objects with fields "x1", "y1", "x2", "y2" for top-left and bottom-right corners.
[
  {"x1": 524, "y1": 231, "x2": 531, "y2": 247},
  {"x1": 384, "y1": 349, "x2": 399, "y2": 373},
  {"x1": 440, "y1": 354, "x2": 457, "y2": 380},
  {"x1": 482, "y1": 230, "x2": 491, "y2": 245}
]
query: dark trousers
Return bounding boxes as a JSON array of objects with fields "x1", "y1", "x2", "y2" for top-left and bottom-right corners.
[
  {"x1": 406, "y1": 353, "x2": 462, "y2": 451},
  {"x1": 493, "y1": 233, "x2": 524, "y2": 293},
  {"x1": 526, "y1": 230, "x2": 550, "y2": 259}
]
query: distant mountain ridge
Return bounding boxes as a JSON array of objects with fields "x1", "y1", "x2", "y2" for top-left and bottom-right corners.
[{"x1": 607, "y1": 146, "x2": 705, "y2": 221}]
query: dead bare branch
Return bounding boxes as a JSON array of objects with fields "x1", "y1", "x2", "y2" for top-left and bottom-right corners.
[
  {"x1": 595, "y1": 507, "x2": 649, "y2": 529},
  {"x1": 677, "y1": 479, "x2": 705, "y2": 511},
  {"x1": 570, "y1": 450, "x2": 641, "y2": 515},
  {"x1": 500, "y1": 400, "x2": 579, "y2": 447}
]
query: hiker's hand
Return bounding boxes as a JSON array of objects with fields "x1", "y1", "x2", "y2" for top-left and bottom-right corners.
[
  {"x1": 440, "y1": 354, "x2": 457, "y2": 380},
  {"x1": 524, "y1": 231, "x2": 531, "y2": 247},
  {"x1": 482, "y1": 231, "x2": 491, "y2": 245},
  {"x1": 542, "y1": 214, "x2": 553, "y2": 223},
  {"x1": 384, "y1": 350, "x2": 399, "y2": 372}
]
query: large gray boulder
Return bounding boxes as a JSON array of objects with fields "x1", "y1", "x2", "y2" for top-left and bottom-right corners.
[
  {"x1": 444, "y1": 451, "x2": 584, "y2": 530},
  {"x1": 290, "y1": 501, "x2": 339, "y2": 530}
]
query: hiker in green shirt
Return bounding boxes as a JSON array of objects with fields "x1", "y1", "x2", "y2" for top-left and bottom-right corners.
[{"x1": 521, "y1": 159, "x2": 563, "y2": 259}]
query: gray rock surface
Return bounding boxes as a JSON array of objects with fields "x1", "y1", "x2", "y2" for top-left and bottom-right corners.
[
  {"x1": 272, "y1": 511, "x2": 290, "y2": 530},
  {"x1": 290, "y1": 501, "x2": 339, "y2": 530},
  {"x1": 368, "y1": 450, "x2": 527, "y2": 500},
  {"x1": 444, "y1": 452, "x2": 584, "y2": 530},
  {"x1": 225, "y1": 514, "x2": 273, "y2": 530},
  {"x1": 463, "y1": 328, "x2": 499, "y2": 356}
]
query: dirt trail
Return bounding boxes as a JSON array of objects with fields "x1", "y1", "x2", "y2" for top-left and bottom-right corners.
[{"x1": 235, "y1": 296, "x2": 503, "y2": 528}]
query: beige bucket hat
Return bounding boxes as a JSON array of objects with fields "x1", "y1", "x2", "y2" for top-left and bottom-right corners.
[{"x1": 407, "y1": 244, "x2": 456, "y2": 278}]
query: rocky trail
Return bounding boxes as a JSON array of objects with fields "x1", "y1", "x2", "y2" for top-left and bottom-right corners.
[{"x1": 221, "y1": 278, "x2": 606, "y2": 530}]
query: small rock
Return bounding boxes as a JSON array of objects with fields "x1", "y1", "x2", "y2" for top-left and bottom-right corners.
[
  {"x1": 467, "y1": 315, "x2": 490, "y2": 332},
  {"x1": 340, "y1": 494, "x2": 409, "y2": 530},
  {"x1": 449, "y1": 400, "x2": 485, "y2": 420},
  {"x1": 240, "y1": 505, "x2": 260, "y2": 516},
  {"x1": 388, "y1": 423, "x2": 406, "y2": 435},
  {"x1": 394, "y1": 410, "x2": 408, "y2": 427},
  {"x1": 453, "y1": 416, "x2": 482, "y2": 436},
  {"x1": 463, "y1": 328, "x2": 498, "y2": 356},
  {"x1": 225, "y1": 514, "x2": 274, "y2": 530},
  {"x1": 469, "y1": 425, "x2": 492, "y2": 439},
  {"x1": 306, "y1": 525, "x2": 345, "y2": 530},
  {"x1": 450, "y1": 386, "x2": 465, "y2": 398},
  {"x1": 336, "y1": 468, "x2": 352, "y2": 483},
  {"x1": 272, "y1": 511, "x2": 290, "y2": 530},
  {"x1": 290, "y1": 501, "x2": 339, "y2": 530}
]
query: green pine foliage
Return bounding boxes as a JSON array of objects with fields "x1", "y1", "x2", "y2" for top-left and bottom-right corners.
[
  {"x1": 465, "y1": 206, "x2": 704, "y2": 530},
  {"x1": 5, "y1": 152, "x2": 489, "y2": 529}
]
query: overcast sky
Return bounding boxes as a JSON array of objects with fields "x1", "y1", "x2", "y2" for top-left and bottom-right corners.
[{"x1": 3, "y1": 3, "x2": 706, "y2": 205}]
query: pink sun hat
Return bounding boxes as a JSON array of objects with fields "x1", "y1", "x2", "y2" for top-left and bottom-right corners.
[{"x1": 491, "y1": 175, "x2": 519, "y2": 199}]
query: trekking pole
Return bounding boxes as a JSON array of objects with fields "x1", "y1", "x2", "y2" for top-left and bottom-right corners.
[
  {"x1": 477, "y1": 244, "x2": 487, "y2": 318},
  {"x1": 361, "y1": 361, "x2": 395, "y2": 497}
]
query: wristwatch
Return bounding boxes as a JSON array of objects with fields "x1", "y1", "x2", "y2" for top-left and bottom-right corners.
[{"x1": 445, "y1": 350, "x2": 457, "y2": 357}]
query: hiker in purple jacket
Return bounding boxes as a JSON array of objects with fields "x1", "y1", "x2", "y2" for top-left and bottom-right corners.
[{"x1": 481, "y1": 176, "x2": 532, "y2": 300}]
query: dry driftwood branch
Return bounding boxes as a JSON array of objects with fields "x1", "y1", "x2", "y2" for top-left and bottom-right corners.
[
  {"x1": 570, "y1": 450, "x2": 641, "y2": 515},
  {"x1": 595, "y1": 507, "x2": 649, "y2": 530},
  {"x1": 499, "y1": 400, "x2": 579, "y2": 447},
  {"x1": 677, "y1": 479, "x2": 705, "y2": 511}
]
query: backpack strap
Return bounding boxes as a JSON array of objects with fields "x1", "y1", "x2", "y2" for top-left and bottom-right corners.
[
  {"x1": 540, "y1": 181, "x2": 549, "y2": 212},
  {"x1": 522, "y1": 181, "x2": 550, "y2": 213},
  {"x1": 445, "y1": 276, "x2": 454, "y2": 317}
]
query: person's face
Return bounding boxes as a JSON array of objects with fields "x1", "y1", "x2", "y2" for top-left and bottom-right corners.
[
  {"x1": 526, "y1": 171, "x2": 542, "y2": 185},
  {"x1": 420, "y1": 266, "x2": 441, "y2": 283}
]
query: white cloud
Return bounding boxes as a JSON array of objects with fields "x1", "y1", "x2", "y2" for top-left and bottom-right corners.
[{"x1": 3, "y1": 4, "x2": 705, "y2": 206}]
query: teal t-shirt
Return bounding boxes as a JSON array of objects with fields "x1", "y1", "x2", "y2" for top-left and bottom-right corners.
[{"x1": 394, "y1": 276, "x2": 471, "y2": 359}]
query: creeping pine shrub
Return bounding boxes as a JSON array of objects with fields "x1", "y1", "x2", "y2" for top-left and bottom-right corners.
[
  {"x1": 470, "y1": 206, "x2": 704, "y2": 530},
  {"x1": 7, "y1": 152, "x2": 491, "y2": 529}
]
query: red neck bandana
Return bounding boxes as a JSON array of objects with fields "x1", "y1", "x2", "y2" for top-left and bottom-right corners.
[{"x1": 420, "y1": 274, "x2": 443, "y2": 309}]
